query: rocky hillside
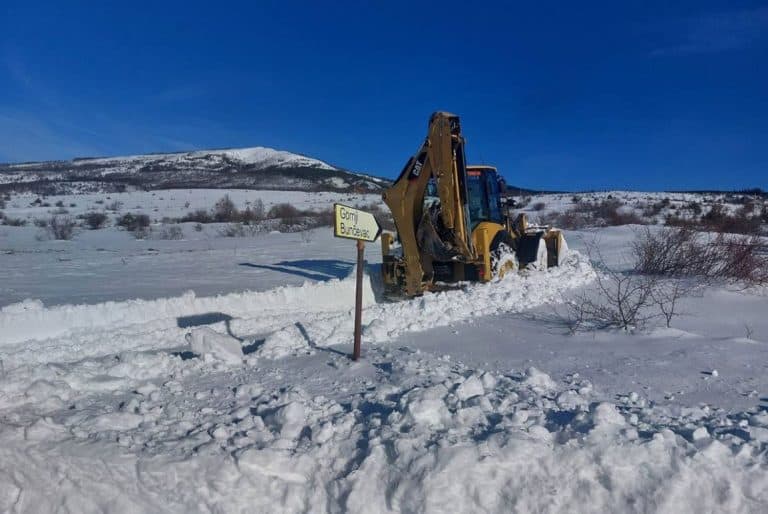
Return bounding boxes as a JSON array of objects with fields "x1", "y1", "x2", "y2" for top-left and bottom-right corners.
[{"x1": 0, "y1": 147, "x2": 389, "y2": 194}]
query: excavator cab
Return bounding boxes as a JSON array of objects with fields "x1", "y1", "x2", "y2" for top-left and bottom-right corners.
[{"x1": 465, "y1": 166, "x2": 504, "y2": 229}]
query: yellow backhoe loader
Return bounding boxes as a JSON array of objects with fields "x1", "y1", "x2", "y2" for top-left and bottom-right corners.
[{"x1": 381, "y1": 111, "x2": 567, "y2": 297}]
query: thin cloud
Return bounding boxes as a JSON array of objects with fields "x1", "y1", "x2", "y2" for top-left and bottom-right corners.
[{"x1": 651, "y1": 7, "x2": 768, "y2": 56}]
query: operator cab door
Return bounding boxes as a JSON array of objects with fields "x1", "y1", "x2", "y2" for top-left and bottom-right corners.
[{"x1": 466, "y1": 168, "x2": 504, "y2": 231}]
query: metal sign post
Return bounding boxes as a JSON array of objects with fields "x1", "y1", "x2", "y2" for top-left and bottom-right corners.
[{"x1": 333, "y1": 204, "x2": 382, "y2": 361}]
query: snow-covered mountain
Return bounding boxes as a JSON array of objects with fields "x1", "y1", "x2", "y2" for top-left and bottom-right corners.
[{"x1": 0, "y1": 146, "x2": 389, "y2": 194}]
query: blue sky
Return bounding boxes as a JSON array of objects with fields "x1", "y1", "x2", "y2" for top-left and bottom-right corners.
[{"x1": 1, "y1": 1, "x2": 766, "y2": 190}]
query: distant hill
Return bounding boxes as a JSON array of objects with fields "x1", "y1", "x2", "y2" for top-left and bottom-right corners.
[{"x1": 0, "y1": 147, "x2": 390, "y2": 195}]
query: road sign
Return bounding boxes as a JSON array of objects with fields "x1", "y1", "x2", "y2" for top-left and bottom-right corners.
[
  {"x1": 332, "y1": 204, "x2": 383, "y2": 361},
  {"x1": 333, "y1": 204, "x2": 382, "y2": 243}
]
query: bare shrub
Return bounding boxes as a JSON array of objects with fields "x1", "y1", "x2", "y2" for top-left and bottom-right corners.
[
  {"x1": 180, "y1": 209, "x2": 213, "y2": 224},
  {"x1": 0, "y1": 198, "x2": 5, "y2": 209},
  {"x1": 82, "y1": 212, "x2": 109, "y2": 230},
  {"x1": 116, "y1": 212, "x2": 151, "y2": 232},
  {"x1": 241, "y1": 199, "x2": 265, "y2": 224},
  {"x1": 52, "y1": 207, "x2": 69, "y2": 215},
  {"x1": 267, "y1": 203, "x2": 301, "y2": 221},
  {"x1": 567, "y1": 269, "x2": 659, "y2": 331},
  {"x1": 650, "y1": 279, "x2": 694, "y2": 328},
  {"x1": 633, "y1": 226, "x2": 768, "y2": 285},
  {"x1": 566, "y1": 239, "x2": 692, "y2": 332},
  {"x1": 194, "y1": 223, "x2": 203, "y2": 232},
  {"x1": 47, "y1": 216, "x2": 76, "y2": 240},
  {"x1": 55, "y1": 200, "x2": 65, "y2": 207},
  {"x1": 155, "y1": 224, "x2": 183, "y2": 240},
  {"x1": 213, "y1": 195, "x2": 238, "y2": 222},
  {"x1": 33, "y1": 218, "x2": 48, "y2": 228},
  {"x1": 532, "y1": 201, "x2": 546, "y2": 211}
]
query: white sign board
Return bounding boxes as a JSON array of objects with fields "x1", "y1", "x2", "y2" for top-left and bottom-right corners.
[{"x1": 333, "y1": 203, "x2": 382, "y2": 242}]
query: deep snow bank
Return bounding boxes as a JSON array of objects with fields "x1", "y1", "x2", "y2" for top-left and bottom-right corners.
[{"x1": 0, "y1": 272, "x2": 376, "y2": 346}]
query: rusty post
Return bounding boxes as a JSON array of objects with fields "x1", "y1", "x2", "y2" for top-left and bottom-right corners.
[{"x1": 353, "y1": 239, "x2": 365, "y2": 361}]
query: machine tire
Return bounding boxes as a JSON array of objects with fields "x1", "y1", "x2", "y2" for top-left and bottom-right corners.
[{"x1": 490, "y1": 231, "x2": 519, "y2": 279}]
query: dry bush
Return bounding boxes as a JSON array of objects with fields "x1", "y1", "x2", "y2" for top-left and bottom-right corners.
[
  {"x1": 633, "y1": 226, "x2": 767, "y2": 285},
  {"x1": 47, "y1": 216, "x2": 76, "y2": 240},
  {"x1": 532, "y1": 201, "x2": 546, "y2": 211},
  {"x1": 180, "y1": 209, "x2": 213, "y2": 223},
  {"x1": 566, "y1": 241, "x2": 661, "y2": 331},
  {"x1": 116, "y1": 212, "x2": 151, "y2": 232},
  {"x1": 267, "y1": 203, "x2": 302, "y2": 221},
  {"x1": 213, "y1": 195, "x2": 238, "y2": 222},
  {"x1": 82, "y1": 212, "x2": 109, "y2": 229},
  {"x1": 566, "y1": 238, "x2": 695, "y2": 331},
  {"x1": 33, "y1": 218, "x2": 48, "y2": 228},
  {"x1": 241, "y1": 199, "x2": 265, "y2": 223}
]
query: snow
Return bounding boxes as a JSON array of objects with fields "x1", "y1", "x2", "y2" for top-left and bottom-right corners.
[{"x1": 1, "y1": 189, "x2": 768, "y2": 512}]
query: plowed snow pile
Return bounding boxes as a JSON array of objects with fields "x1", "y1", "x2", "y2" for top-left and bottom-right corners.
[{"x1": 1, "y1": 252, "x2": 767, "y2": 513}]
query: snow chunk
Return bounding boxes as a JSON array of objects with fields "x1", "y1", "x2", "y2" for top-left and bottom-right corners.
[
  {"x1": 186, "y1": 327, "x2": 243, "y2": 364},
  {"x1": 590, "y1": 402, "x2": 626, "y2": 433},
  {"x1": 257, "y1": 325, "x2": 309, "y2": 359},
  {"x1": 692, "y1": 427, "x2": 709, "y2": 441},
  {"x1": 275, "y1": 402, "x2": 307, "y2": 440},
  {"x1": 402, "y1": 385, "x2": 450, "y2": 429},
  {"x1": 455, "y1": 375, "x2": 485, "y2": 401},
  {"x1": 522, "y1": 367, "x2": 557, "y2": 393}
]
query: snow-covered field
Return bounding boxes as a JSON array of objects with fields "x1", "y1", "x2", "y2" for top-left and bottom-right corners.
[{"x1": 1, "y1": 189, "x2": 768, "y2": 513}]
